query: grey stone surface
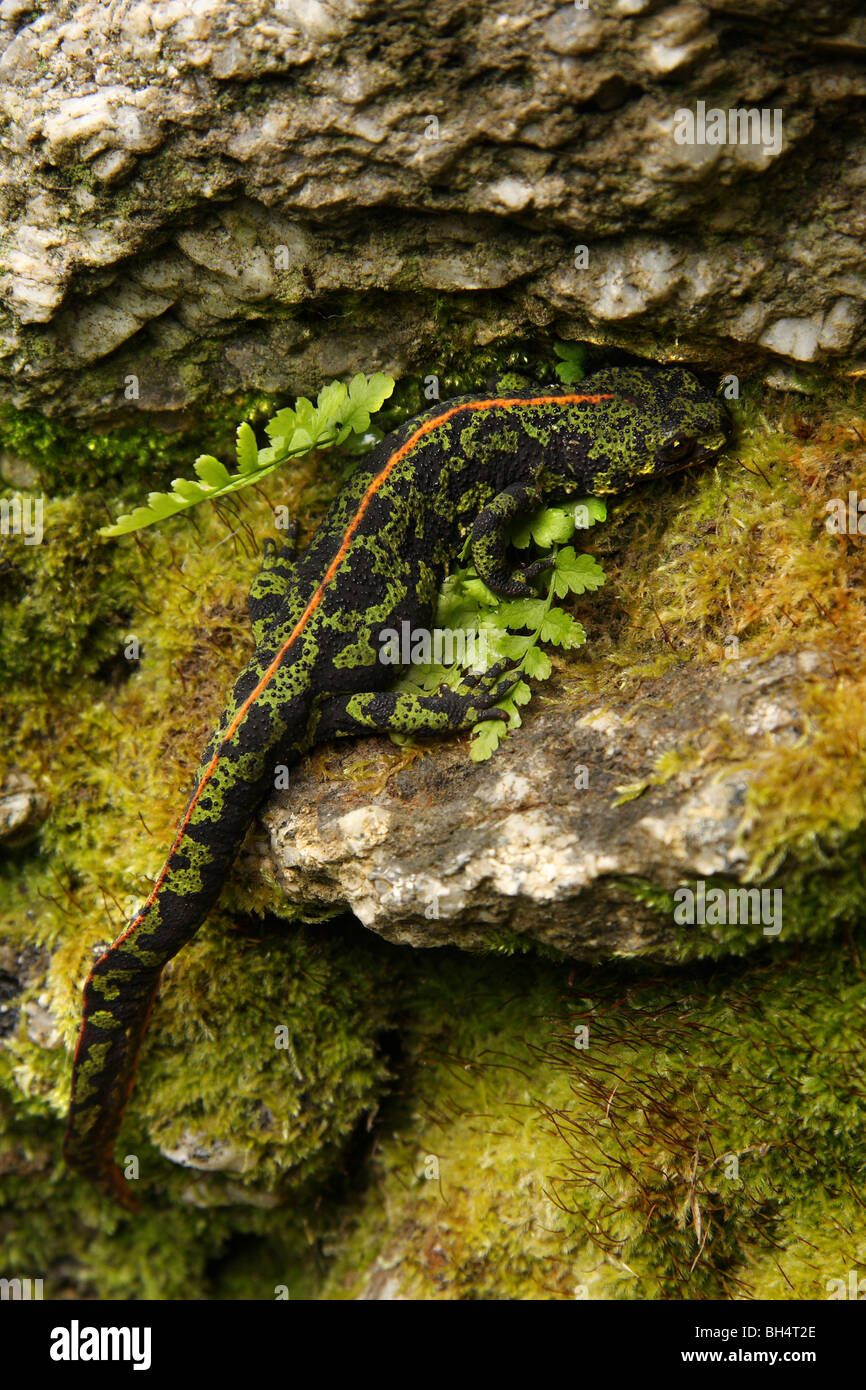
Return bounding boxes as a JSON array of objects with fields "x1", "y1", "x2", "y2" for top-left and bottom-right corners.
[
  {"x1": 1, "y1": 1, "x2": 865, "y2": 417},
  {"x1": 258, "y1": 647, "x2": 830, "y2": 957},
  {"x1": 0, "y1": 770, "x2": 48, "y2": 843}
]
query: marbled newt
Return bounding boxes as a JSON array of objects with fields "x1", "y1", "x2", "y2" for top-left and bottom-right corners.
[{"x1": 64, "y1": 364, "x2": 731, "y2": 1209}]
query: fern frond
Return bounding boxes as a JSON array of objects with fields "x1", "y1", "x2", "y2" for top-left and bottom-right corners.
[{"x1": 100, "y1": 372, "x2": 395, "y2": 537}]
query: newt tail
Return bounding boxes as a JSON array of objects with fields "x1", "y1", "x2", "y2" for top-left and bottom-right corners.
[{"x1": 63, "y1": 764, "x2": 274, "y2": 1210}]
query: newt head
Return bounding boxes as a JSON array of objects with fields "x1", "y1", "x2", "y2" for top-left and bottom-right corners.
[{"x1": 568, "y1": 364, "x2": 733, "y2": 495}]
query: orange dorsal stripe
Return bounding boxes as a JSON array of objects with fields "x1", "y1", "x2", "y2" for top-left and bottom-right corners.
[{"x1": 101, "y1": 391, "x2": 613, "y2": 956}]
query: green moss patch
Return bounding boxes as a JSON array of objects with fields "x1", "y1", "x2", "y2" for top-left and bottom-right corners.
[{"x1": 2, "y1": 348, "x2": 865, "y2": 1297}]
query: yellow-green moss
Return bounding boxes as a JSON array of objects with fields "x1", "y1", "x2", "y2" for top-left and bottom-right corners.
[
  {"x1": 2, "y1": 351, "x2": 866, "y2": 1299},
  {"x1": 315, "y1": 940, "x2": 866, "y2": 1301},
  {"x1": 550, "y1": 378, "x2": 866, "y2": 884},
  {"x1": 0, "y1": 399, "x2": 401, "y2": 1287}
]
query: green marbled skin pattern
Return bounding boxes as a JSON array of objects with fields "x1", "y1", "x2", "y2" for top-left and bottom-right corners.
[{"x1": 64, "y1": 365, "x2": 731, "y2": 1208}]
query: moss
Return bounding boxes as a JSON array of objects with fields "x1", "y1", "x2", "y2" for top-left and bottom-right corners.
[
  {"x1": 0, "y1": 494, "x2": 143, "y2": 693},
  {"x1": 1, "y1": 417, "x2": 385, "y2": 1263},
  {"x1": 545, "y1": 376, "x2": 866, "y2": 881},
  {"x1": 316, "y1": 939, "x2": 866, "y2": 1300},
  {"x1": 2, "y1": 345, "x2": 866, "y2": 1298},
  {"x1": 0, "y1": 391, "x2": 283, "y2": 494}
]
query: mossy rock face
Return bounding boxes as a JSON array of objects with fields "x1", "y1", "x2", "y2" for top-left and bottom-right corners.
[
  {"x1": 264, "y1": 647, "x2": 866, "y2": 961},
  {"x1": 317, "y1": 944, "x2": 866, "y2": 1302},
  {"x1": 265, "y1": 378, "x2": 866, "y2": 962},
  {"x1": 2, "y1": 339, "x2": 866, "y2": 1298}
]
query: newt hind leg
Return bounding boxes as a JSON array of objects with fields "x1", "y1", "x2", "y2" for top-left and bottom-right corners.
[{"x1": 313, "y1": 666, "x2": 521, "y2": 740}]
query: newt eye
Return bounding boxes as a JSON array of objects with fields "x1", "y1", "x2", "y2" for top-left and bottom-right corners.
[{"x1": 657, "y1": 435, "x2": 695, "y2": 465}]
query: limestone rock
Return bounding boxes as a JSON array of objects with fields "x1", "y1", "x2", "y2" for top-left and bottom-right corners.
[
  {"x1": 261, "y1": 648, "x2": 832, "y2": 958},
  {"x1": 0, "y1": 1, "x2": 865, "y2": 416},
  {"x1": 0, "y1": 771, "x2": 48, "y2": 845}
]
